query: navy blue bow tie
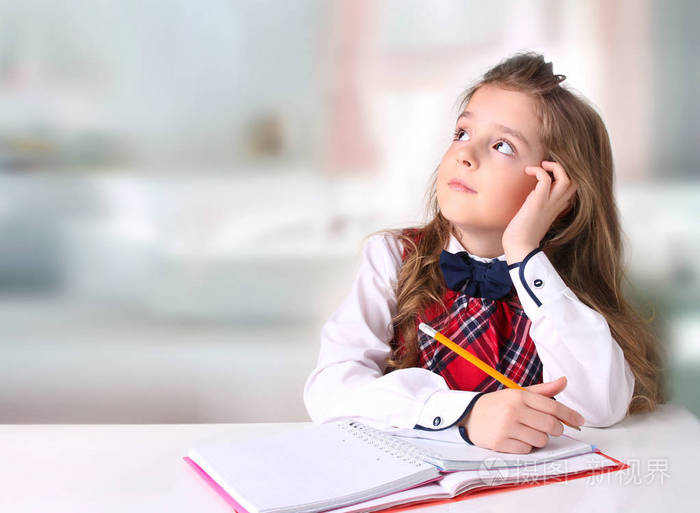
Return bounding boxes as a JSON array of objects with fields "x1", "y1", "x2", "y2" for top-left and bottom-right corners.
[{"x1": 439, "y1": 250, "x2": 513, "y2": 300}]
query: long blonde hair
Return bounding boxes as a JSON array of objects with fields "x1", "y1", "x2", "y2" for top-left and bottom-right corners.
[{"x1": 365, "y1": 51, "x2": 666, "y2": 415}]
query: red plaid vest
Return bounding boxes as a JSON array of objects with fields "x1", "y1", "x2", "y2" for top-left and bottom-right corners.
[{"x1": 389, "y1": 227, "x2": 543, "y2": 392}]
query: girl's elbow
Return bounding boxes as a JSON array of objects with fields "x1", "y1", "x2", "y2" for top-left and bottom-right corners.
[
  {"x1": 303, "y1": 373, "x2": 343, "y2": 424},
  {"x1": 583, "y1": 378, "x2": 635, "y2": 428},
  {"x1": 304, "y1": 395, "x2": 352, "y2": 425},
  {"x1": 603, "y1": 364, "x2": 636, "y2": 426},
  {"x1": 582, "y1": 405, "x2": 627, "y2": 428},
  {"x1": 304, "y1": 392, "x2": 331, "y2": 424},
  {"x1": 303, "y1": 373, "x2": 325, "y2": 422}
]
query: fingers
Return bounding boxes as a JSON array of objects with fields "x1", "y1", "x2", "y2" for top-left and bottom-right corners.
[
  {"x1": 523, "y1": 391, "x2": 585, "y2": 428},
  {"x1": 517, "y1": 406, "x2": 565, "y2": 437},
  {"x1": 541, "y1": 160, "x2": 577, "y2": 204},
  {"x1": 511, "y1": 422, "x2": 550, "y2": 449},
  {"x1": 500, "y1": 438, "x2": 535, "y2": 454},
  {"x1": 525, "y1": 166, "x2": 553, "y2": 200},
  {"x1": 533, "y1": 167, "x2": 552, "y2": 199},
  {"x1": 524, "y1": 375, "x2": 567, "y2": 396},
  {"x1": 525, "y1": 161, "x2": 577, "y2": 219}
]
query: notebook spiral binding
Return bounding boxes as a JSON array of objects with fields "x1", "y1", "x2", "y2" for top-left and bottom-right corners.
[{"x1": 337, "y1": 420, "x2": 433, "y2": 469}]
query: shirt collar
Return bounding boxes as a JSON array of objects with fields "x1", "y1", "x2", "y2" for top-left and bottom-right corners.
[{"x1": 446, "y1": 232, "x2": 507, "y2": 263}]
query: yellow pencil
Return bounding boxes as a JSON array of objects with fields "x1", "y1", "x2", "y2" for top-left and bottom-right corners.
[{"x1": 418, "y1": 322, "x2": 581, "y2": 431}]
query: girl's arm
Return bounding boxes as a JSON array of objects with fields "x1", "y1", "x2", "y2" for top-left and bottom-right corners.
[
  {"x1": 508, "y1": 247, "x2": 636, "y2": 427},
  {"x1": 303, "y1": 233, "x2": 482, "y2": 444}
]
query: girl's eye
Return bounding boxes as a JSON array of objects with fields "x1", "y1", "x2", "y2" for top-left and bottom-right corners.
[
  {"x1": 494, "y1": 140, "x2": 515, "y2": 156},
  {"x1": 452, "y1": 128, "x2": 516, "y2": 157},
  {"x1": 453, "y1": 128, "x2": 469, "y2": 142}
]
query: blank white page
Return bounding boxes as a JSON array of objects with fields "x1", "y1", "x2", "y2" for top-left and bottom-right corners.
[{"x1": 188, "y1": 420, "x2": 439, "y2": 513}]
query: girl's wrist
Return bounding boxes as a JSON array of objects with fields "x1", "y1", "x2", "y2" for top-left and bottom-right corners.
[{"x1": 504, "y1": 245, "x2": 537, "y2": 265}]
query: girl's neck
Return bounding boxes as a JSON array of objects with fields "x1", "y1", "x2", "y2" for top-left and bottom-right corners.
[{"x1": 451, "y1": 226, "x2": 505, "y2": 259}]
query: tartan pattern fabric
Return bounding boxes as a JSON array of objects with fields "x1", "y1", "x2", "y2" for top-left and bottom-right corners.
[{"x1": 391, "y1": 227, "x2": 543, "y2": 392}]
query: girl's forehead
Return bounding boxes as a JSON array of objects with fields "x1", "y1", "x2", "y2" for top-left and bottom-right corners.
[
  {"x1": 466, "y1": 85, "x2": 537, "y2": 124},
  {"x1": 464, "y1": 85, "x2": 542, "y2": 150}
]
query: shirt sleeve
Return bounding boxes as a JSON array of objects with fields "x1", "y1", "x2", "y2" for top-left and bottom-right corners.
[
  {"x1": 303, "y1": 232, "x2": 481, "y2": 444},
  {"x1": 508, "y1": 247, "x2": 636, "y2": 427}
]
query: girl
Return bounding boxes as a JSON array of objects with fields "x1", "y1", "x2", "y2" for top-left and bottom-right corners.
[{"x1": 303, "y1": 51, "x2": 665, "y2": 454}]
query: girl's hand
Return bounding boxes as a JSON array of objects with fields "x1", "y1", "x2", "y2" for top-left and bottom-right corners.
[
  {"x1": 502, "y1": 160, "x2": 577, "y2": 263},
  {"x1": 459, "y1": 376, "x2": 585, "y2": 453}
]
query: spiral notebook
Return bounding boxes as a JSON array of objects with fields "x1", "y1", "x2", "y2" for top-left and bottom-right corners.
[{"x1": 183, "y1": 419, "x2": 628, "y2": 513}]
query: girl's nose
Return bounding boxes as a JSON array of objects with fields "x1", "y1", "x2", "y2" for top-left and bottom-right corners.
[
  {"x1": 456, "y1": 146, "x2": 475, "y2": 168},
  {"x1": 456, "y1": 156, "x2": 472, "y2": 167}
]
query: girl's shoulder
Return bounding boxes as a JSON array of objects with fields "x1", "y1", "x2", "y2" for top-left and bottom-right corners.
[{"x1": 361, "y1": 226, "x2": 424, "y2": 269}]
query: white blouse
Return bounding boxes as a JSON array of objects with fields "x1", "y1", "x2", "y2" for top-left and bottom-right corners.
[{"x1": 303, "y1": 231, "x2": 635, "y2": 444}]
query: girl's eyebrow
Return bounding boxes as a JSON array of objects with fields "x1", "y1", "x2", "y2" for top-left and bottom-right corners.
[{"x1": 457, "y1": 111, "x2": 531, "y2": 150}]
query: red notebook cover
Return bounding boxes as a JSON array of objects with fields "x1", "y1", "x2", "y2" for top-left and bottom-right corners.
[{"x1": 183, "y1": 449, "x2": 629, "y2": 513}]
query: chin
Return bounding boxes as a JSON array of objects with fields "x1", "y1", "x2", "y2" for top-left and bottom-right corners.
[
  {"x1": 438, "y1": 195, "x2": 475, "y2": 220},
  {"x1": 439, "y1": 211, "x2": 477, "y2": 229}
]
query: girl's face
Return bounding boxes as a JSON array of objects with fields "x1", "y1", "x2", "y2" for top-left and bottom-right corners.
[{"x1": 436, "y1": 84, "x2": 547, "y2": 254}]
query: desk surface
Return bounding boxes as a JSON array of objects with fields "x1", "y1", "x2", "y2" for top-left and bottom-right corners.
[{"x1": 1, "y1": 403, "x2": 698, "y2": 512}]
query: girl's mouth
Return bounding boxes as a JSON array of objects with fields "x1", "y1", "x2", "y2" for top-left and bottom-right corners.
[{"x1": 448, "y1": 179, "x2": 477, "y2": 193}]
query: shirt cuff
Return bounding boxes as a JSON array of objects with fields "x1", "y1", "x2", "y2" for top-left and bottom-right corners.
[
  {"x1": 508, "y1": 248, "x2": 569, "y2": 320},
  {"x1": 413, "y1": 389, "x2": 486, "y2": 444},
  {"x1": 456, "y1": 391, "x2": 487, "y2": 444},
  {"x1": 412, "y1": 389, "x2": 481, "y2": 430}
]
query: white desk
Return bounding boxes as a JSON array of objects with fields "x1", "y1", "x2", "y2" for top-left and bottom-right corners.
[{"x1": 1, "y1": 403, "x2": 698, "y2": 512}]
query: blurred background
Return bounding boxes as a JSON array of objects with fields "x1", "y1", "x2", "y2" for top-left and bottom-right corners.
[{"x1": 0, "y1": 0, "x2": 698, "y2": 423}]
